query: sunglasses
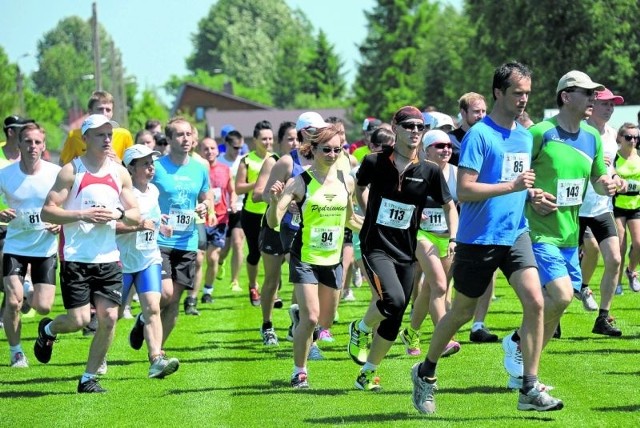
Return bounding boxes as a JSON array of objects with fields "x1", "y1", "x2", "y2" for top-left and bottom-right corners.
[
  {"x1": 623, "y1": 135, "x2": 640, "y2": 142},
  {"x1": 400, "y1": 122, "x2": 427, "y2": 132},
  {"x1": 566, "y1": 88, "x2": 595, "y2": 97},
  {"x1": 155, "y1": 141, "x2": 168, "y2": 146},
  {"x1": 319, "y1": 146, "x2": 342, "y2": 154},
  {"x1": 431, "y1": 143, "x2": 452, "y2": 149},
  {"x1": 231, "y1": 146, "x2": 243, "y2": 150}
]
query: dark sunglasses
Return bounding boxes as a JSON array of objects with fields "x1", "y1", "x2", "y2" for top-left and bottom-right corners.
[
  {"x1": 432, "y1": 143, "x2": 452, "y2": 149},
  {"x1": 566, "y1": 88, "x2": 595, "y2": 97},
  {"x1": 231, "y1": 146, "x2": 243, "y2": 150},
  {"x1": 623, "y1": 135, "x2": 640, "y2": 142},
  {"x1": 400, "y1": 122, "x2": 427, "y2": 132},
  {"x1": 155, "y1": 141, "x2": 168, "y2": 146},
  {"x1": 320, "y1": 146, "x2": 342, "y2": 154}
]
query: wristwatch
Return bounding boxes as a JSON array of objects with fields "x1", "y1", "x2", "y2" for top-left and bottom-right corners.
[{"x1": 116, "y1": 207, "x2": 125, "y2": 220}]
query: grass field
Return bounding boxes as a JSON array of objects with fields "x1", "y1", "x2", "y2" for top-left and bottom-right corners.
[{"x1": 1, "y1": 261, "x2": 639, "y2": 428}]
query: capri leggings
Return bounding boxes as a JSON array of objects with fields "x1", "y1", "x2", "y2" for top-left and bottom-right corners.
[
  {"x1": 242, "y1": 209, "x2": 263, "y2": 266},
  {"x1": 122, "y1": 263, "x2": 162, "y2": 304},
  {"x1": 361, "y1": 250, "x2": 415, "y2": 341}
]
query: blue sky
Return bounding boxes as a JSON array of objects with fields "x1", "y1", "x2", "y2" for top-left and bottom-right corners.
[{"x1": 1, "y1": 0, "x2": 378, "y2": 94}]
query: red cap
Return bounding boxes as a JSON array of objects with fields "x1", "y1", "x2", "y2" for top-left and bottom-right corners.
[{"x1": 596, "y1": 88, "x2": 624, "y2": 105}]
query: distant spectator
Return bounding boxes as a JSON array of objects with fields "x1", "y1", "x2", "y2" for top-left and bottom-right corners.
[
  {"x1": 349, "y1": 117, "x2": 382, "y2": 154},
  {"x1": 145, "y1": 119, "x2": 162, "y2": 135},
  {"x1": 135, "y1": 129, "x2": 156, "y2": 149}
]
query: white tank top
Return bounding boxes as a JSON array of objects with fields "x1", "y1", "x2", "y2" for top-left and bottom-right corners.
[{"x1": 61, "y1": 158, "x2": 122, "y2": 263}]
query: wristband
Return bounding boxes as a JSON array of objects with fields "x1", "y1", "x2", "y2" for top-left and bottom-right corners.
[{"x1": 449, "y1": 238, "x2": 456, "y2": 243}]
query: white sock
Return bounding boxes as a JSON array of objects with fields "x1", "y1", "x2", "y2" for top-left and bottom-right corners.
[
  {"x1": 362, "y1": 362, "x2": 378, "y2": 372},
  {"x1": 471, "y1": 322, "x2": 485, "y2": 332},
  {"x1": 204, "y1": 285, "x2": 213, "y2": 295},
  {"x1": 358, "y1": 319, "x2": 371, "y2": 334},
  {"x1": 44, "y1": 322, "x2": 56, "y2": 337},
  {"x1": 293, "y1": 366, "x2": 306, "y2": 376},
  {"x1": 9, "y1": 344, "x2": 23, "y2": 357}
]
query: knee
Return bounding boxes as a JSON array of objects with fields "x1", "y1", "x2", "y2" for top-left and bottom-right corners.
[
  {"x1": 4, "y1": 295, "x2": 21, "y2": 313},
  {"x1": 377, "y1": 317, "x2": 402, "y2": 341},
  {"x1": 521, "y1": 293, "x2": 544, "y2": 315},
  {"x1": 376, "y1": 295, "x2": 406, "y2": 320},
  {"x1": 299, "y1": 311, "x2": 319, "y2": 330},
  {"x1": 247, "y1": 253, "x2": 260, "y2": 265},
  {"x1": 33, "y1": 303, "x2": 51, "y2": 316},
  {"x1": 603, "y1": 251, "x2": 622, "y2": 270}
]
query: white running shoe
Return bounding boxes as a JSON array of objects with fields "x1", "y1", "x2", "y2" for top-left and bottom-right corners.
[{"x1": 502, "y1": 332, "x2": 523, "y2": 378}]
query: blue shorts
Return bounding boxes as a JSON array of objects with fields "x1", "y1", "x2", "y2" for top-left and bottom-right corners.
[
  {"x1": 205, "y1": 223, "x2": 228, "y2": 249},
  {"x1": 123, "y1": 263, "x2": 162, "y2": 300},
  {"x1": 532, "y1": 243, "x2": 581, "y2": 292}
]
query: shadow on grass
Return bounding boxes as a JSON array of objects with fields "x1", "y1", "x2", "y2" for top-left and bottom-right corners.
[
  {"x1": 176, "y1": 356, "x2": 265, "y2": 363},
  {"x1": 198, "y1": 328, "x2": 260, "y2": 334},
  {"x1": 566, "y1": 335, "x2": 639, "y2": 342},
  {"x1": 165, "y1": 379, "x2": 349, "y2": 397},
  {"x1": 0, "y1": 390, "x2": 76, "y2": 398},
  {"x1": 304, "y1": 412, "x2": 556, "y2": 424},
  {"x1": 0, "y1": 375, "x2": 79, "y2": 385},
  {"x1": 593, "y1": 404, "x2": 640, "y2": 412},
  {"x1": 547, "y1": 347, "x2": 638, "y2": 355}
]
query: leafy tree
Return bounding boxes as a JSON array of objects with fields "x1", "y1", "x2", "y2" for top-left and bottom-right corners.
[
  {"x1": 24, "y1": 90, "x2": 65, "y2": 150},
  {"x1": 128, "y1": 89, "x2": 169, "y2": 133},
  {"x1": 306, "y1": 30, "x2": 347, "y2": 101},
  {"x1": 0, "y1": 46, "x2": 19, "y2": 122}
]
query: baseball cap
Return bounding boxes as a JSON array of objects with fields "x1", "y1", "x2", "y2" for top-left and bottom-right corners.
[
  {"x1": 295, "y1": 112, "x2": 329, "y2": 132},
  {"x1": 362, "y1": 117, "x2": 382, "y2": 132},
  {"x1": 220, "y1": 124, "x2": 235, "y2": 139},
  {"x1": 3, "y1": 115, "x2": 35, "y2": 130},
  {"x1": 422, "y1": 129, "x2": 451, "y2": 149},
  {"x1": 556, "y1": 70, "x2": 604, "y2": 94},
  {"x1": 153, "y1": 132, "x2": 168, "y2": 145},
  {"x1": 428, "y1": 112, "x2": 456, "y2": 130},
  {"x1": 596, "y1": 88, "x2": 624, "y2": 105},
  {"x1": 123, "y1": 144, "x2": 161, "y2": 167},
  {"x1": 81, "y1": 114, "x2": 119, "y2": 135}
]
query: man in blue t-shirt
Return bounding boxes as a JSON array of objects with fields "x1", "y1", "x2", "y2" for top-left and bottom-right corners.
[{"x1": 411, "y1": 62, "x2": 563, "y2": 414}]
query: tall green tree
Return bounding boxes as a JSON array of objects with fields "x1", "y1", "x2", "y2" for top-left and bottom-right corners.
[
  {"x1": 464, "y1": 0, "x2": 640, "y2": 119},
  {"x1": 306, "y1": 30, "x2": 347, "y2": 101},
  {"x1": 128, "y1": 89, "x2": 169, "y2": 133},
  {"x1": 0, "y1": 47, "x2": 19, "y2": 123},
  {"x1": 352, "y1": 0, "x2": 437, "y2": 122}
]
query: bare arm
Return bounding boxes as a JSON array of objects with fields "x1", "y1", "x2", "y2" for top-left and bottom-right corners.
[
  {"x1": 227, "y1": 174, "x2": 238, "y2": 213},
  {"x1": 235, "y1": 159, "x2": 253, "y2": 195},
  {"x1": 355, "y1": 185, "x2": 369, "y2": 213},
  {"x1": 457, "y1": 167, "x2": 535, "y2": 202},
  {"x1": 253, "y1": 156, "x2": 276, "y2": 203},
  {"x1": 266, "y1": 177, "x2": 301, "y2": 229},
  {"x1": 591, "y1": 174, "x2": 616, "y2": 197},
  {"x1": 345, "y1": 176, "x2": 364, "y2": 231},
  {"x1": 262, "y1": 155, "x2": 294, "y2": 203},
  {"x1": 117, "y1": 165, "x2": 141, "y2": 226},
  {"x1": 443, "y1": 200, "x2": 458, "y2": 258}
]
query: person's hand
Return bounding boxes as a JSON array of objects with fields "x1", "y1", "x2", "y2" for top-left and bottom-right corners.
[
  {"x1": 615, "y1": 177, "x2": 628, "y2": 193},
  {"x1": 0, "y1": 208, "x2": 16, "y2": 223},
  {"x1": 269, "y1": 181, "x2": 285, "y2": 202},
  {"x1": 601, "y1": 176, "x2": 617, "y2": 197},
  {"x1": 45, "y1": 223, "x2": 61, "y2": 234},
  {"x1": 140, "y1": 219, "x2": 156, "y2": 231},
  {"x1": 195, "y1": 202, "x2": 208, "y2": 219},
  {"x1": 528, "y1": 188, "x2": 557, "y2": 216},
  {"x1": 513, "y1": 169, "x2": 535, "y2": 192},
  {"x1": 81, "y1": 207, "x2": 116, "y2": 223}
]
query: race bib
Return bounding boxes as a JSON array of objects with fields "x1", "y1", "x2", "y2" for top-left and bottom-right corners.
[
  {"x1": 290, "y1": 213, "x2": 301, "y2": 227},
  {"x1": 420, "y1": 208, "x2": 447, "y2": 232},
  {"x1": 212, "y1": 187, "x2": 222, "y2": 204},
  {"x1": 169, "y1": 208, "x2": 194, "y2": 232},
  {"x1": 627, "y1": 179, "x2": 640, "y2": 193},
  {"x1": 310, "y1": 226, "x2": 342, "y2": 251},
  {"x1": 501, "y1": 153, "x2": 530, "y2": 182},
  {"x1": 135, "y1": 229, "x2": 157, "y2": 250},
  {"x1": 556, "y1": 179, "x2": 585, "y2": 206},
  {"x1": 18, "y1": 209, "x2": 45, "y2": 230},
  {"x1": 376, "y1": 198, "x2": 415, "y2": 230}
]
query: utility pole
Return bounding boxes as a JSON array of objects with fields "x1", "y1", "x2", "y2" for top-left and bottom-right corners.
[{"x1": 92, "y1": 2, "x2": 102, "y2": 91}]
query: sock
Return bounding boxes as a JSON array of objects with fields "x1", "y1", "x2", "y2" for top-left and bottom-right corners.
[
  {"x1": 522, "y1": 374, "x2": 538, "y2": 393},
  {"x1": 581, "y1": 283, "x2": 588, "y2": 290},
  {"x1": 262, "y1": 321, "x2": 273, "y2": 330},
  {"x1": 362, "y1": 362, "x2": 378, "y2": 372},
  {"x1": 44, "y1": 322, "x2": 56, "y2": 338},
  {"x1": 293, "y1": 366, "x2": 306, "y2": 376},
  {"x1": 471, "y1": 322, "x2": 485, "y2": 332},
  {"x1": 511, "y1": 330, "x2": 520, "y2": 343},
  {"x1": 203, "y1": 285, "x2": 213, "y2": 295},
  {"x1": 598, "y1": 309, "x2": 609, "y2": 319},
  {"x1": 9, "y1": 344, "x2": 23, "y2": 358},
  {"x1": 358, "y1": 319, "x2": 372, "y2": 334},
  {"x1": 418, "y1": 359, "x2": 438, "y2": 380},
  {"x1": 81, "y1": 372, "x2": 96, "y2": 383}
]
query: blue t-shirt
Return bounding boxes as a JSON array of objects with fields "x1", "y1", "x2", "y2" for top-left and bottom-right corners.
[
  {"x1": 152, "y1": 156, "x2": 210, "y2": 251},
  {"x1": 457, "y1": 116, "x2": 530, "y2": 246}
]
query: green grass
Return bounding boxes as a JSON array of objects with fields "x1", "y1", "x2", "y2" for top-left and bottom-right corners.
[{"x1": 1, "y1": 262, "x2": 639, "y2": 428}]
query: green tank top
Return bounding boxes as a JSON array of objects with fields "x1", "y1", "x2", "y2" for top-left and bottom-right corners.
[
  {"x1": 297, "y1": 170, "x2": 349, "y2": 265},
  {"x1": 614, "y1": 153, "x2": 640, "y2": 210},
  {"x1": 242, "y1": 151, "x2": 268, "y2": 214}
]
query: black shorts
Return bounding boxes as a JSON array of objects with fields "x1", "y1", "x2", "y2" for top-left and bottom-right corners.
[
  {"x1": 260, "y1": 224, "x2": 286, "y2": 256},
  {"x1": 227, "y1": 211, "x2": 242, "y2": 237},
  {"x1": 0, "y1": 224, "x2": 6, "y2": 252},
  {"x1": 289, "y1": 254, "x2": 343, "y2": 289},
  {"x1": 60, "y1": 261, "x2": 123, "y2": 309},
  {"x1": 279, "y1": 223, "x2": 298, "y2": 254},
  {"x1": 579, "y1": 212, "x2": 618, "y2": 246},
  {"x1": 452, "y1": 233, "x2": 537, "y2": 298},
  {"x1": 3, "y1": 253, "x2": 57, "y2": 285},
  {"x1": 614, "y1": 206, "x2": 640, "y2": 221},
  {"x1": 160, "y1": 246, "x2": 197, "y2": 289}
]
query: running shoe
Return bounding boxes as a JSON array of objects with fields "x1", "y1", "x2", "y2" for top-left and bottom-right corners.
[
  {"x1": 34, "y1": 317, "x2": 56, "y2": 363},
  {"x1": 230, "y1": 280, "x2": 242, "y2": 292},
  {"x1": 149, "y1": 355, "x2": 180, "y2": 379},
  {"x1": 575, "y1": 286, "x2": 598, "y2": 311},
  {"x1": 201, "y1": 293, "x2": 214, "y2": 304},
  {"x1": 216, "y1": 263, "x2": 226, "y2": 280},
  {"x1": 317, "y1": 328, "x2": 335, "y2": 343},
  {"x1": 507, "y1": 376, "x2": 554, "y2": 391},
  {"x1": 441, "y1": 340, "x2": 461, "y2": 358},
  {"x1": 352, "y1": 267, "x2": 363, "y2": 288},
  {"x1": 97, "y1": 358, "x2": 107, "y2": 375},
  {"x1": 122, "y1": 305, "x2": 134, "y2": 319},
  {"x1": 517, "y1": 383, "x2": 563, "y2": 411},
  {"x1": 288, "y1": 304, "x2": 300, "y2": 336},
  {"x1": 592, "y1": 315, "x2": 622, "y2": 337},
  {"x1": 615, "y1": 284, "x2": 623, "y2": 295},
  {"x1": 469, "y1": 327, "x2": 499, "y2": 343},
  {"x1": 347, "y1": 321, "x2": 370, "y2": 365},
  {"x1": 411, "y1": 363, "x2": 437, "y2": 414},
  {"x1": 261, "y1": 327, "x2": 279, "y2": 346},
  {"x1": 355, "y1": 369, "x2": 381, "y2": 391},
  {"x1": 626, "y1": 267, "x2": 640, "y2": 292},
  {"x1": 273, "y1": 297, "x2": 283, "y2": 309},
  {"x1": 291, "y1": 372, "x2": 309, "y2": 389},
  {"x1": 10, "y1": 352, "x2": 28, "y2": 368},
  {"x1": 502, "y1": 332, "x2": 523, "y2": 378},
  {"x1": 183, "y1": 296, "x2": 200, "y2": 316},
  {"x1": 399, "y1": 328, "x2": 421, "y2": 356},
  {"x1": 308, "y1": 343, "x2": 324, "y2": 360},
  {"x1": 77, "y1": 378, "x2": 106, "y2": 393},
  {"x1": 342, "y1": 289, "x2": 356, "y2": 302},
  {"x1": 249, "y1": 287, "x2": 261, "y2": 306},
  {"x1": 286, "y1": 324, "x2": 294, "y2": 342},
  {"x1": 553, "y1": 322, "x2": 561, "y2": 339},
  {"x1": 129, "y1": 313, "x2": 145, "y2": 350},
  {"x1": 83, "y1": 312, "x2": 98, "y2": 336},
  {"x1": 132, "y1": 293, "x2": 140, "y2": 303}
]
